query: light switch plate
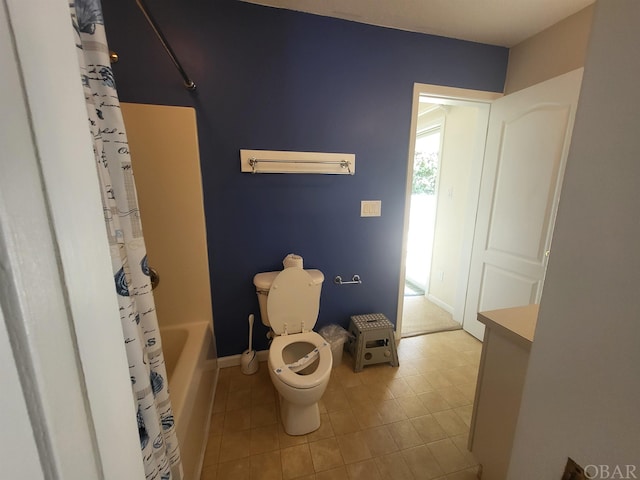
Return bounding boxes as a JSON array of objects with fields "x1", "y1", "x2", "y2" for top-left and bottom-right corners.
[{"x1": 361, "y1": 200, "x2": 381, "y2": 217}]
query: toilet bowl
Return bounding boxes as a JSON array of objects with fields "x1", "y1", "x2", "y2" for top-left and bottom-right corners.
[
  {"x1": 268, "y1": 331, "x2": 332, "y2": 435},
  {"x1": 254, "y1": 260, "x2": 332, "y2": 435}
]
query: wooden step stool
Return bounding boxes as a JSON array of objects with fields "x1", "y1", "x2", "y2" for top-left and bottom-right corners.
[{"x1": 347, "y1": 313, "x2": 399, "y2": 372}]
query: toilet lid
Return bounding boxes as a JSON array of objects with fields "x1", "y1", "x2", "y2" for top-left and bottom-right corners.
[{"x1": 267, "y1": 267, "x2": 321, "y2": 334}]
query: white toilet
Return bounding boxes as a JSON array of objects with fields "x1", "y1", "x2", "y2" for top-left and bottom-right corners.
[{"x1": 253, "y1": 260, "x2": 332, "y2": 436}]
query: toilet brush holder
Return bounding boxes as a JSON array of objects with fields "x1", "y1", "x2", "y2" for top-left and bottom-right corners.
[{"x1": 241, "y1": 349, "x2": 258, "y2": 375}]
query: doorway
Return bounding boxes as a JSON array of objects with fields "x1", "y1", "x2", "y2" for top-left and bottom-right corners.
[
  {"x1": 405, "y1": 114, "x2": 442, "y2": 297},
  {"x1": 397, "y1": 72, "x2": 582, "y2": 340},
  {"x1": 397, "y1": 84, "x2": 498, "y2": 338}
]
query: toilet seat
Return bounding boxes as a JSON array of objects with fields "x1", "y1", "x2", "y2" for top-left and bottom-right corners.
[{"x1": 269, "y1": 331, "x2": 332, "y2": 389}]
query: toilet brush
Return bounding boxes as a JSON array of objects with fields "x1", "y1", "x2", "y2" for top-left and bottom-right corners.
[{"x1": 241, "y1": 314, "x2": 258, "y2": 375}]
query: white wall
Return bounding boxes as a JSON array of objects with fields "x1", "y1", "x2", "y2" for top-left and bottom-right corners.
[
  {"x1": 411, "y1": 104, "x2": 480, "y2": 311},
  {"x1": 504, "y1": 4, "x2": 594, "y2": 94},
  {"x1": 429, "y1": 105, "x2": 479, "y2": 309},
  {"x1": 507, "y1": 1, "x2": 640, "y2": 477}
]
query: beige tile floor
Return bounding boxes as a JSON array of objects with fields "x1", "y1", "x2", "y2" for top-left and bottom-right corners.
[{"x1": 200, "y1": 330, "x2": 482, "y2": 480}]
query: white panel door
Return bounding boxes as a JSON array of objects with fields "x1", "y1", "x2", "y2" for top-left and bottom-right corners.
[{"x1": 463, "y1": 69, "x2": 583, "y2": 340}]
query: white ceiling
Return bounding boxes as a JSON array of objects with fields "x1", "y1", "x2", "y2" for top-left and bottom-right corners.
[{"x1": 241, "y1": 0, "x2": 595, "y2": 47}]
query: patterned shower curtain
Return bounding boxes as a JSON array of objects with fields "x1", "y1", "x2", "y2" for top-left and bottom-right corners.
[{"x1": 70, "y1": 2, "x2": 182, "y2": 479}]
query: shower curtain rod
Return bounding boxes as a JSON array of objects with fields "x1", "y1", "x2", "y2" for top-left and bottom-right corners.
[{"x1": 136, "y1": 0, "x2": 196, "y2": 91}]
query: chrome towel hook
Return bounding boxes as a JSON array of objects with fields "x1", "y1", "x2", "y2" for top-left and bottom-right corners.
[{"x1": 334, "y1": 274, "x2": 361, "y2": 285}]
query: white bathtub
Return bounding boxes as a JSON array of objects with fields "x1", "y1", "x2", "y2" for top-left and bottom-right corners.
[{"x1": 162, "y1": 321, "x2": 218, "y2": 480}]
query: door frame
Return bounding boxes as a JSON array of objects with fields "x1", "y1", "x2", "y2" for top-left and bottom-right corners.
[
  {"x1": 1, "y1": 0, "x2": 145, "y2": 477},
  {"x1": 396, "y1": 83, "x2": 501, "y2": 338}
]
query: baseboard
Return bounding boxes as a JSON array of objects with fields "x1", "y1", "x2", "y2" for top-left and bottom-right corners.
[
  {"x1": 426, "y1": 293, "x2": 454, "y2": 315},
  {"x1": 217, "y1": 349, "x2": 269, "y2": 368}
]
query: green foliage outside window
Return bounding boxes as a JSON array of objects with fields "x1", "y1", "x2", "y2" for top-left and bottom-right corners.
[{"x1": 412, "y1": 150, "x2": 438, "y2": 194}]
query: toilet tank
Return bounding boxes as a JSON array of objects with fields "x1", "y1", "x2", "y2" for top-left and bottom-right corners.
[{"x1": 253, "y1": 269, "x2": 324, "y2": 327}]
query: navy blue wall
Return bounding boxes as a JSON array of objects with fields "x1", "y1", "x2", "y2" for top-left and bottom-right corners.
[{"x1": 102, "y1": 0, "x2": 507, "y2": 357}]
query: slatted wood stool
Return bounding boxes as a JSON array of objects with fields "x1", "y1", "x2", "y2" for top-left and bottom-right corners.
[{"x1": 347, "y1": 313, "x2": 399, "y2": 372}]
